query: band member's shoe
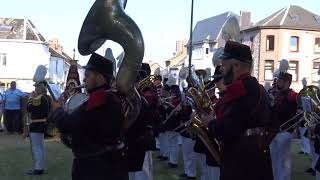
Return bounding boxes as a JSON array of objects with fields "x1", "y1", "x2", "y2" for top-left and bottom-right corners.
[
  {"x1": 168, "y1": 162, "x2": 178, "y2": 168},
  {"x1": 160, "y1": 156, "x2": 168, "y2": 161},
  {"x1": 26, "y1": 169, "x2": 44, "y2": 175},
  {"x1": 298, "y1": 151, "x2": 308, "y2": 155},
  {"x1": 181, "y1": 177, "x2": 196, "y2": 179},
  {"x1": 179, "y1": 173, "x2": 187, "y2": 178},
  {"x1": 305, "y1": 168, "x2": 316, "y2": 176}
]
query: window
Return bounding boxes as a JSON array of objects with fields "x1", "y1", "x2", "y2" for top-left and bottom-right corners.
[
  {"x1": 0, "y1": 53, "x2": 6, "y2": 66},
  {"x1": 266, "y1": 35, "x2": 274, "y2": 51},
  {"x1": 0, "y1": 25, "x2": 13, "y2": 32},
  {"x1": 312, "y1": 62, "x2": 320, "y2": 82},
  {"x1": 205, "y1": 48, "x2": 209, "y2": 54},
  {"x1": 290, "y1": 36, "x2": 299, "y2": 52},
  {"x1": 264, "y1": 60, "x2": 274, "y2": 80},
  {"x1": 250, "y1": 37, "x2": 254, "y2": 52},
  {"x1": 288, "y1": 61, "x2": 299, "y2": 82},
  {"x1": 315, "y1": 38, "x2": 320, "y2": 53}
]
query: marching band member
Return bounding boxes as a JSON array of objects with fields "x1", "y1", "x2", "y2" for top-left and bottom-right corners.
[
  {"x1": 157, "y1": 85, "x2": 171, "y2": 161},
  {"x1": 51, "y1": 53, "x2": 128, "y2": 180},
  {"x1": 204, "y1": 65, "x2": 225, "y2": 180},
  {"x1": 166, "y1": 85, "x2": 182, "y2": 168},
  {"x1": 313, "y1": 123, "x2": 320, "y2": 179},
  {"x1": 127, "y1": 63, "x2": 155, "y2": 180},
  {"x1": 270, "y1": 72, "x2": 298, "y2": 180},
  {"x1": 177, "y1": 89, "x2": 195, "y2": 179},
  {"x1": 298, "y1": 78, "x2": 311, "y2": 156},
  {"x1": 26, "y1": 81, "x2": 51, "y2": 175},
  {"x1": 153, "y1": 75, "x2": 163, "y2": 150},
  {"x1": 202, "y1": 41, "x2": 274, "y2": 180}
]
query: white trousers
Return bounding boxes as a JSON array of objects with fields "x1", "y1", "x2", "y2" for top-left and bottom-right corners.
[
  {"x1": 158, "y1": 132, "x2": 169, "y2": 157},
  {"x1": 310, "y1": 140, "x2": 319, "y2": 169},
  {"x1": 270, "y1": 132, "x2": 292, "y2": 180},
  {"x1": 194, "y1": 152, "x2": 207, "y2": 180},
  {"x1": 206, "y1": 166, "x2": 220, "y2": 180},
  {"x1": 128, "y1": 151, "x2": 153, "y2": 180},
  {"x1": 155, "y1": 137, "x2": 160, "y2": 149},
  {"x1": 30, "y1": 132, "x2": 45, "y2": 170},
  {"x1": 168, "y1": 131, "x2": 179, "y2": 164},
  {"x1": 181, "y1": 136, "x2": 196, "y2": 177},
  {"x1": 299, "y1": 127, "x2": 310, "y2": 154},
  {"x1": 317, "y1": 171, "x2": 320, "y2": 180}
]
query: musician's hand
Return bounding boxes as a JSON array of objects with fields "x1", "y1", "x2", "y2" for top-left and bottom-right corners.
[
  {"x1": 30, "y1": 91, "x2": 37, "y2": 98},
  {"x1": 51, "y1": 100, "x2": 62, "y2": 111},
  {"x1": 201, "y1": 111, "x2": 215, "y2": 127}
]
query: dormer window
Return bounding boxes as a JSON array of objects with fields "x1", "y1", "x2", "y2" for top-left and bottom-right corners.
[
  {"x1": 0, "y1": 25, "x2": 13, "y2": 32},
  {"x1": 314, "y1": 15, "x2": 320, "y2": 23},
  {"x1": 288, "y1": 13, "x2": 299, "y2": 22}
]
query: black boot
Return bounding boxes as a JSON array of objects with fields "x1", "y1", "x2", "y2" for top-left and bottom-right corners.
[{"x1": 26, "y1": 169, "x2": 44, "y2": 175}]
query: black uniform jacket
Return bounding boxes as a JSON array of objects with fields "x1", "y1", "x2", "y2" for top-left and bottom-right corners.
[
  {"x1": 208, "y1": 73, "x2": 273, "y2": 180},
  {"x1": 27, "y1": 94, "x2": 50, "y2": 133},
  {"x1": 125, "y1": 97, "x2": 154, "y2": 172},
  {"x1": 272, "y1": 88, "x2": 298, "y2": 132},
  {"x1": 51, "y1": 86, "x2": 127, "y2": 180}
]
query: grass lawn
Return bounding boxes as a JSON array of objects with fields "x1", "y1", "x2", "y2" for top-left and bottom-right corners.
[{"x1": 0, "y1": 133, "x2": 316, "y2": 180}]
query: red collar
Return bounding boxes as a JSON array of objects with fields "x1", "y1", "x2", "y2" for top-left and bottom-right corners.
[{"x1": 237, "y1": 73, "x2": 251, "y2": 80}]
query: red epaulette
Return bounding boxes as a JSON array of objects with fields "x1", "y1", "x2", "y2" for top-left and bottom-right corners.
[
  {"x1": 86, "y1": 89, "x2": 108, "y2": 111},
  {"x1": 287, "y1": 90, "x2": 298, "y2": 102},
  {"x1": 142, "y1": 89, "x2": 155, "y2": 105},
  {"x1": 221, "y1": 80, "x2": 247, "y2": 104},
  {"x1": 171, "y1": 97, "x2": 180, "y2": 107}
]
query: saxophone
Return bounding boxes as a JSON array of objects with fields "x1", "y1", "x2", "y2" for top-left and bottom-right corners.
[
  {"x1": 78, "y1": 0, "x2": 144, "y2": 128},
  {"x1": 187, "y1": 72, "x2": 221, "y2": 165}
]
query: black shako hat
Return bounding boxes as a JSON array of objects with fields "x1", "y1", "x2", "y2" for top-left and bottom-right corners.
[
  {"x1": 278, "y1": 72, "x2": 293, "y2": 82},
  {"x1": 34, "y1": 80, "x2": 47, "y2": 87},
  {"x1": 211, "y1": 65, "x2": 224, "y2": 83},
  {"x1": 219, "y1": 40, "x2": 253, "y2": 65},
  {"x1": 138, "y1": 63, "x2": 151, "y2": 80},
  {"x1": 83, "y1": 53, "x2": 114, "y2": 77},
  {"x1": 170, "y1": 85, "x2": 180, "y2": 94}
]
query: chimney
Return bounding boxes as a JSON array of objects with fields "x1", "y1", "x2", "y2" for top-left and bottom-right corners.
[
  {"x1": 176, "y1": 41, "x2": 182, "y2": 53},
  {"x1": 240, "y1": 11, "x2": 251, "y2": 30},
  {"x1": 49, "y1": 38, "x2": 63, "y2": 54}
]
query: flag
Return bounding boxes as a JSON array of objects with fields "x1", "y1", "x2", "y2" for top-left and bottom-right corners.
[{"x1": 65, "y1": 60, "x2": 81, "y2": 96}]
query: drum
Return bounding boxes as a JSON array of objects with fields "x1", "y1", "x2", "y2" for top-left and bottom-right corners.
[{"x1": 64, "y1": 93, "x2": 89, "y2": 114}]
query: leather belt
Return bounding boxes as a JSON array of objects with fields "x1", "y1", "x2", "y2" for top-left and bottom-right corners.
[
  {"x1": 74, "y1": 142, "x2": 125, "y2": 159},
  {"x1": 244, "y1": 127, "x2": 267, "y2": 136},
  {"x1": 31, "y1": 119, "x2": 47, "y2": 123}
]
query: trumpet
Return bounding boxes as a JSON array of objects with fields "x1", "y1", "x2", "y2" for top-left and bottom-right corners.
[
  {"x1": 279, "y1": 110, "x2": 304, "y2": 132},
  {"x1": 280, "y1": 85, "x2": 320, "y2": 132},
  {"x1": 138, "y1": 75, "x2": 155, "y2": 90}
]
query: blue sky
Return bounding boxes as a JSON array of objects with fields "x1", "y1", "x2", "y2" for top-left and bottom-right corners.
[{"x1": 1, "y1": 0, "x2": 319, "y2": 66}]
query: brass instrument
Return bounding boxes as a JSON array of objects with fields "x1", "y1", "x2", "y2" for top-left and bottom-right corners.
[
  {"x1": 78, "y1": 0, "x2": 144, "y2": 129},
  {"x1": 280, "y1": 85, "x2": 320, "y2": 131},
  {"x1": 138, "y1": 75, "x2": 155, "y2": 90},
  {"x1": 186, "y1": 74, "x2": 220, "y2": 164},
  {"x1": 180, "y1": 16, "x2": 241, "y2": 165}
]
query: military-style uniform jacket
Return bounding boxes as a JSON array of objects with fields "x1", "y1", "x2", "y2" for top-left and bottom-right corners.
[
  {"x1": 208, "y1": 73, "x2": 273, "y2": 180},
  {"x1": 314, "y1": 124, "x2": 320, "y2": 171},
  {"x1": 272, "y1": 88, "x2": 298, "y2": 132},
  {"x1": 125, "y1": 97, "x2": 154, "y2": 172},
  {"x1": 141, "y1": 86, "x2": 161, "y2": 138},
  {"x1": 27, "y1": 94, "x2": 50, "y2": 133},
  {"x1": 51, "y1": 85, "x2": 127, "y2": 180},
  {"x1": 164, "y1": 96, "x2": 182, "y2": 131}
]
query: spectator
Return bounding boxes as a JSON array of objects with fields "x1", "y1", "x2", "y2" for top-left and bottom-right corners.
[
  {"x1": 0, "y1": 87, "x2": 4, "y2": 131},
  {"x1": 3, "y1": 81, "x2": 27, "y2": 134}
]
